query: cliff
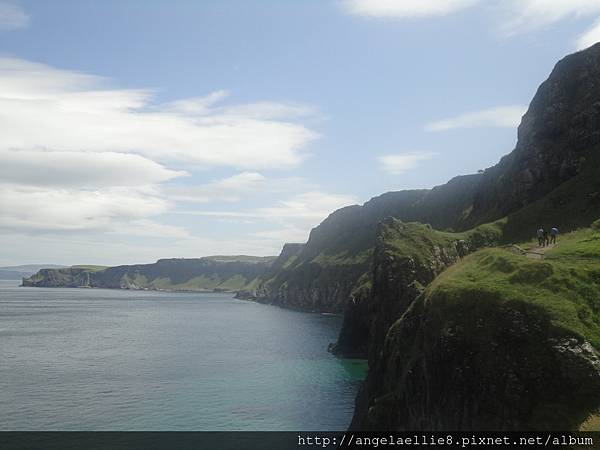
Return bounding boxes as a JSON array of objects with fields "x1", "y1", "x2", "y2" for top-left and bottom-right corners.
[
  {"x1": 351, "y1": 226, "x2": 600, "y2": 430},
  {"x1": 331, "y1": 219, "x2": 502, "y2": 358},
  {"x1": 342, "y1": 44, "x2": 600, "y2": 430},
  {"x1": 252, "y1": 176, "x2": 482, "y2": 313},
  {"x1": 22, "y1": 256, "x2": 276, "y2": 293},
  {"x1": 462, "y1": 43, "x2": 600, "y2": 230},
  {"x1": 254, "y1": 44, "x2": 600, "y2": 318}
]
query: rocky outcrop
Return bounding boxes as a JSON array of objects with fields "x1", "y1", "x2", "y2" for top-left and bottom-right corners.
[
  {"x1": 22, "y1": 267, "x2": 94, "y2": 288},
  {"x1": 462, "y1": 43, "x2": 600, "y2": 229},
  {"x1": 331, "y1": 219, "x2": 501, "y2": 359},
  {"x1": 254, "y1": 260, "x2": 367, "y2": 313},
  {"x1": 351, "y1": 292, "x2": 600, "y2": 430}
]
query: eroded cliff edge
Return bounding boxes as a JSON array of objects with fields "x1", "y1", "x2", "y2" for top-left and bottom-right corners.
[
  {"x1": 252, "y1": 44, "x2": 600, "y2": 317},
  {"x1": 350, "y1": 226, "x2": 600, "y2": 430},
  {"x1": 341, "y1": 44, "x2": 600, "y2": 430}
]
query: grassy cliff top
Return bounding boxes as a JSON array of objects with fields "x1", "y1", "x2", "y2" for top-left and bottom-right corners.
[
  {"x1": 381, "y1": 219, "x2": 504, "y2": 262},
  {"x1": 70, "y1": 265, "x2": 108, "y2": 272},
  {"x1": 425, "y1": 225, "x2": 600, "y2": 348}
]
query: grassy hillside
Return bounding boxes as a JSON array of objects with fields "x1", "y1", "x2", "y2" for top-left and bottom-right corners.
[
  {"x1": 427, "y1": 224, "x2": 600, "y2": 349},
  {"x1": 352, "y1": 222, "x2": 600, "y2": 431},
  {"x1": 333, "y1": 218, "x2": 504, "y2": 357},
  {"x1": 71, "y1": 265, "x2": 108, "y2": 272}
]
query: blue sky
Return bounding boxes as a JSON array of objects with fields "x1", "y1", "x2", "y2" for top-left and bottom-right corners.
[{"x1": 1, "y1": 0, "x2": 600, "y2": 265}]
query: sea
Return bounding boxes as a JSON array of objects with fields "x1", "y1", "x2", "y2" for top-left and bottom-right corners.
[{"x1": 0, "y1": 280, "x2": 365, "y2": 431}]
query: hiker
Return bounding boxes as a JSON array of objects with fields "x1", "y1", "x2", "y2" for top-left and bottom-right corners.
[
  {"x1": 543, "y1": 229, "x2": 549, "y2": 247},
  {"x1": 537, "y1": 227, "x2": 544, "y2": 246},
  {"x1": 550, "y1": 226, "x2": 559, "y2": 244}
]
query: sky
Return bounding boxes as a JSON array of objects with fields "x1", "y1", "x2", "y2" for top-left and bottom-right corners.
[{"x1": 1, "y1": 0, "x2": 600, "y2": 266}]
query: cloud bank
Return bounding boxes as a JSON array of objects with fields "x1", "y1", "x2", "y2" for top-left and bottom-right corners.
[
  {"x1": 425, "y1": 105, "x2": 527, "y2": 132},
  {"x1": 500, "y1": 0, "x2": 600, "y2": 35},
  {"x1": 577, "y1": 18, "x2": 600, "y2": 50},
  {"x1": 341, "y1": 0, "x2": 480, "y2": 18},
  {"x1": 0, "y1": 57, "x2": 323, "y2": 243},
  {"x1": 342, "y1": 0, "x2": 600, "y2": 50},
  {"x1": 377, "y1": 152, "x2": 435, "y2": 175},
  {"x1": 0, "y1": 58, "x2": 317, "y2": 170}
]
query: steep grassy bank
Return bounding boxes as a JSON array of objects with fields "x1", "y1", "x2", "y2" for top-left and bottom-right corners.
[
  {"x1": 351, "y1": 224, "x2": 600, "y2": 430},
  {"x1": 332, "y1": 218, "x2": 503, "y2": 357}
]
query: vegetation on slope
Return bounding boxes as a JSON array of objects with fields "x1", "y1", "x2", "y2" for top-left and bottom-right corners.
[
  {"x1": 352, "y1": 223, "x2": 600, "y2": 431},
  {"x1": 333, "y1": 218, "x2": 504, "y2": 357},
  {"x1": 428, "y1": 225, "x2": 600, "y2": 349},
  {"x1": 71, "y1": 265, "x2": 108, "y2": 272}
]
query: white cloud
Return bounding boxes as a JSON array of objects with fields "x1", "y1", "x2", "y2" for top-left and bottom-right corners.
[
  {"x1": 0, "y1": 57, "x2": 323, "y2": 244},
  {"x1": 499, "y1": 0, "x2": 600, "y2": 35},
  {"x1": 177, "y1": 191, "x2": 357, "y2": 243},
  {"x1": 0, "y1": 184, "x2": 169, "y2": 232},
  {"x1": 377, "y1": 152, "x2": 435, "y2": 175},
  {"x1": 165, "y1": 172, "x2": 314, "y2": 203},
  {"x1": 425, "y1": 105, "x2": 527, "y2": 131},
  {"x1": 0, "y1": 149, "x2": 186, "y2": 188},
  {"x1": 255, "y1": 192, "x2": 356, "y2": 220},
  {"x1": 0, "y1": 57, "x2": 318, "y2": 170},
  {"x1": 251, "y1": 225, "x2": 313, "y2": 244},
  {"x1": 576, "y1": 18, "x2": 600, "y2": 49},
  {"x1": 341, "y1": 0, "x2": 600, "y2": 45},
  {"x1": 0, "y1": 231, "x2": 281, "y2": 266},
  {"x1": 108, "y1": 220, "x2": 190, "y2": 238},
  {"x1": 166, "y1": 172, "x2": 268, "y2": 203},
  {"x1": 341, "y1": 0, "x2": 479, "y2": 18},
  {"x1": 186, "y1": 192, "x2": 357, "y2": 220},
  {"x1": 0, "y1": 1, "x2": 28, "y2": 31},
  {"x1": 215, "y1": 101, "x2": 318, "y2": 120}
]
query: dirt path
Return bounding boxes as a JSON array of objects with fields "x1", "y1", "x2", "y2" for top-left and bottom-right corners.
[{"x1": 525, "y1": 244, "x2": 555, "y2": 259}]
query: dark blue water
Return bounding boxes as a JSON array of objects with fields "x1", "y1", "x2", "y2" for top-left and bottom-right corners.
[{"x1": 0, "y1": 280, "x2": 365, "y2": 430}]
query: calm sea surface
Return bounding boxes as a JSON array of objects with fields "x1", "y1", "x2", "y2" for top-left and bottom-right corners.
[{"x1": 0, "y1": 280, "x2": 365, "y2": 430}]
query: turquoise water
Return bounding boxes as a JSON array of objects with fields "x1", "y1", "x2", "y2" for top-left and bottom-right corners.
[{"x1": 0, "y1": 280, "x2": 365, "y2": 430}]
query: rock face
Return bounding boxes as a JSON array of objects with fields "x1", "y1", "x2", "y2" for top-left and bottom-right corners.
[
  {"x1": 344, "y1": 44, "x2": 600, "y2": 430},
  {"x1": 350, "y1": 245, "x2": 600, "y2": 431},
  {"x1": 22, "y1": 267, "x2": 94, "y2": 288},
  {"x1": 348, "y1": 213, "x2": 600, "y2": 430},
  {"x1": 253, "y1": 177, "x2": 482, "y2": 313},
  {"x1": 337, "y1": 44, "x2": 600, "y2": 431},
  {"x1": 22, "y1": 256, "x2": 276, "y2": 293},
  {"x1": 462, "y1": 43, "x2": 600, "y2": 229},
  {"x1": 254, "y1": 45, "x2": 600, "y2": 315},
  {"x1": 351, "y1": 295, "x2": 600, "y2": 431},
  {"x1": 332, "y1": 219, "x2": 501, "y2": 359}
]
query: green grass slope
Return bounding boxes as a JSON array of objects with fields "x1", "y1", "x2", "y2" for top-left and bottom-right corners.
[
  {"x1": 354, "y1": 223, "x2": 600, "y2": 430},
  {"x1": 423, "y1": 224, "x2": 600, "y2": 429},
  {"x1": 428, "y1": 225, "x2": 600, "y2": 349}
]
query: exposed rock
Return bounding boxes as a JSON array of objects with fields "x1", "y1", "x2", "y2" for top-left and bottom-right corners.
[
  {"x1": 463, "y1": 43, "x2": 600, "y2": 229},
  {"x1": 333, "y1": 219, "x2": 500, "y2": 359},
  {"x1": 351, "y1": 293, "x2": 600, "y2": 430}
]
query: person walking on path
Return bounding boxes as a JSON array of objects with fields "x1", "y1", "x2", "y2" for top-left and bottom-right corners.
[
  {"x1": 550, "y1": 226, "x2": 559, "y2": 245},
  {"x1": 537, "y1": 227, "x2": 545, "y2": 246},
  {"x1": 543, "y1": 229, "x2": 550, "y2": 247}
]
